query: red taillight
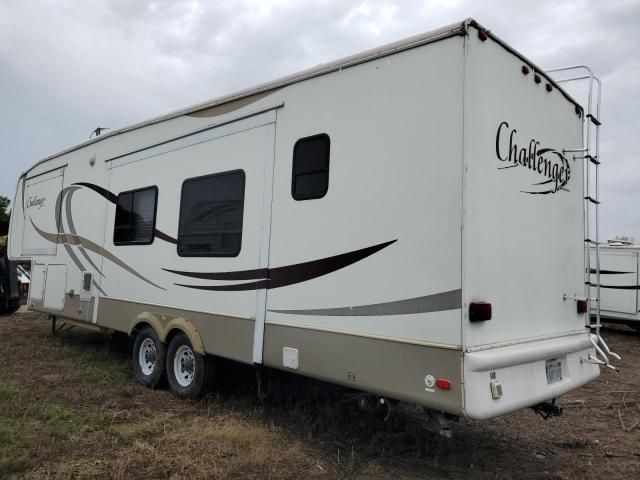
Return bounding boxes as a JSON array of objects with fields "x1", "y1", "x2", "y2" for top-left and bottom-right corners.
[
  {"x1": 435, "y1": 379, "x2": 452, "y2": 390},
  {"x1": 577, "y1": 299, "x2": 588, "y2": 314},
  {"x1": 469, "y1": 302, "x2": 492, "y2": 322}
]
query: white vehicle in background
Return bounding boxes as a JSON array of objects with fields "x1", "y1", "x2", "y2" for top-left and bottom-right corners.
[
  {"x1": 591, "y1": 236, "x2": 640, "y2": 330},
  {"x1": 17, "y1": 264, "x2": 30, "y2": 297},
  {"x1": 7, "y1": 19, "x2": 617, "y2": 426}
]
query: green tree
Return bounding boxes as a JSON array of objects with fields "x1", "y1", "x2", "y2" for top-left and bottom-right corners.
[{"x1": 0, "y1": 196, "x2": 10, "y2": 236}]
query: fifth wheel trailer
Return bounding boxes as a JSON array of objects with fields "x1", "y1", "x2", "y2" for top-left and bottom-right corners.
[{"x1": 8, "y1": 19, "x2": 611, "y2": 420}]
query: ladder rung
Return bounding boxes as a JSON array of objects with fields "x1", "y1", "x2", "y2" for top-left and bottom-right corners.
[
  {"x1": 585, "y1": 154, "x2": 600, "y2": 165},
  {"x1": 585, "y1": 196, "x2": 600, "y2": 204},
  {"x1": 586, "y1": 114, "x2": 601, "y2": 126}
]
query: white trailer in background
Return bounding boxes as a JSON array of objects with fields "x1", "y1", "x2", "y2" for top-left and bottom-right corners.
[
  {"x1": 8, "y1": 19, "x2": 614, "y2": 422},
  {"x1": 591, "y1": 238, "x2": 640, "y2": 329}
]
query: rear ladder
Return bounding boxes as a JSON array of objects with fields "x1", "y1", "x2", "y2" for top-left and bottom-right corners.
[{"x1": 547, "y1": 65, "x2": 620, "y2": 369}]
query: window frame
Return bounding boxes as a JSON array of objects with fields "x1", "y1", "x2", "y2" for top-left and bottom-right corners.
[
  {"x1": 291, "y1": 133, "x2": 331, "y2": 201},
  {"x1": 113, "y1": 185, "x2": 159, "y2": 246},
  {"x1": 177, "y1": 169, "x2": 246, "y2": 258}
]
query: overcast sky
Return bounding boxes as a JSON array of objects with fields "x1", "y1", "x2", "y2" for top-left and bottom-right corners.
[{"x1": 1, "y1": 0, "x2": 639, "y2": 241}]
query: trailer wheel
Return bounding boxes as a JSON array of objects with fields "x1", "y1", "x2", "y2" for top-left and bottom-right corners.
[
  {"x1": 6, "y1": 299, "x2": 20, "y2": 315},
  {"x1": 133, "y1": 327, "x2": 166, "y2": 389},
  {"x1": 0, "y1": 299, "x2": 17, "y2": 315},
  {"x1": 166, "y1": 332, "x2": 212, "y2": 399}
]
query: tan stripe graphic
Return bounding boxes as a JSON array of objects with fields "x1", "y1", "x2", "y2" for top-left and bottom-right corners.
[
  {"x1": 30, "y1": 218, "x2": 165, "y2": 290},
  {"x1": 268, "y1": 289, "x2": 462, "y2": 316},
  {"x1": 187, "y1": 90, "x2": 279, "y2": 118}
]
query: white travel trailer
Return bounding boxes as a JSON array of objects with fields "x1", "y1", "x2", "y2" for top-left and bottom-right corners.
[
  {"x1": 8, "y1": 19, "x2": 612, "y2": 420},
  {"x1": 591, "y1": 238, "x2": 640, "y2": 329}
]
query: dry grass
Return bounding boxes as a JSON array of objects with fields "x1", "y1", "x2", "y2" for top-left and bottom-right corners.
[
  {"x1": 1, "y1": 312, "x2": 639, "y2": 479},
  {"x1": 26, "y1": 416, "x2": 329, "y2": 479}
]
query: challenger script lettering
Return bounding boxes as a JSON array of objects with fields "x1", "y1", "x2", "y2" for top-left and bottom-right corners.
[
  {"x1": 26, "y1": 195, "x2": 46, "y2": 209},
  {"x1": 495, "y1": 121, "x2": 570, "y2": 194}
]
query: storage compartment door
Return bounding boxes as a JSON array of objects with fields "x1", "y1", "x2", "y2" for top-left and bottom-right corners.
[
  {"x1": 22, "y1": 167, "x2": 65, "y2": 256},
  {"x1": 43, "y1": 264, "x2": 67, "y2": 311},
  {"x1": 29, "y1": 264, "x2": 45, "y2": 301}
]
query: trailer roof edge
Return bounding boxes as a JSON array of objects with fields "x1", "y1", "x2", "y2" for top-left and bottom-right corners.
[{"x1": 23, "y1": 18, "x2": 581, "y2": 174}]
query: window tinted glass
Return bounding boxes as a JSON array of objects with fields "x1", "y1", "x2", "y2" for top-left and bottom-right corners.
[
  {"x1": 113, "y1": 187, "x2": 157, "y2": 245},
  {"x1": 292, "y1": 134, "x2": 330, "y2": 200},
  {"x1": 178, "y1": 170, "x2": 245, "y2": 257},
  {"x1": 132, "y1": 188, "x2": 156, "y2": 242},
  {"x1": 114, "y1": 193, "x2": 133, "y2": 244}
]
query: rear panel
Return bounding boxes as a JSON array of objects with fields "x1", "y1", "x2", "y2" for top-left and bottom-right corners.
[
  {"x1": 460, "y1": 28, "x2": 599, "y2": 419},
  {"x1": 462, "y1": 29, "x2": 585, "y2": 349}
]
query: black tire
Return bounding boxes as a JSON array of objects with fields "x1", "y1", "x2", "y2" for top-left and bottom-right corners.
[
  {"x1": 6, "y1": 299, "x2": 20, "y2": 315},
  {"x1": 4, "y1": 306, "x2": 19, "y2": 315},
  {"x1": 0, "y1": 299, "x2": 16, "y2": 315},
  {"x1": 166, "y1": 332, "x2": 213, "y2": 399},
  {"x1": 132, "y1": 327, "x2": 166, "y2": 389}
]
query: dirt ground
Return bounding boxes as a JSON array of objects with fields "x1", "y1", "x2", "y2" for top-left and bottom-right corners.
[{"x1": 0, "y1": 311, "x2": 639, "y2": 479}]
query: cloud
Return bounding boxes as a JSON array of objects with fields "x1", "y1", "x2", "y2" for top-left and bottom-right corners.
[{"x1": 1, "y1": 0, "x2": 638, "y2": 241}]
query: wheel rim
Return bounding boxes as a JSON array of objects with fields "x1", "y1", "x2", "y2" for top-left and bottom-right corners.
[
  {"x1": 174, "y1": 344, "x2": 196, "y2": 387},
  {"x1": 139, "y1": 338, "x2": 157, "y2": 376}
]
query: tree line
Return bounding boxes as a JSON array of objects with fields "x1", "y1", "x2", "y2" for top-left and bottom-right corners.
[{"x1": 0, "y1": 196, "x2": 10, "y2": 237}]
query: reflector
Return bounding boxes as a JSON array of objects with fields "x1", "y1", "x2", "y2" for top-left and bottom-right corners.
[
  {"x1": 577, "y1": 299, "x2": 588, "y2": 314},
  {"x1": 435, "y1": 379, "x2": 452, "y2": 390},
  {"x1": 469, "y1": 302, "x2": 492, "y2": 322}
]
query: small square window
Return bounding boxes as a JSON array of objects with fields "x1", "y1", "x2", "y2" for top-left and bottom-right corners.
[
  {"x1": 113, "y1": 186, "x2": 157, "y2": 245},
  {"x1": 292, "y1": 134, "x2": 330, "y2": 200}
]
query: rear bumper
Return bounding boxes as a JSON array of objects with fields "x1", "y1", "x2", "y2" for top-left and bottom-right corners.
[{"x1": 462, "y1": 332, "x2": 599, "y2": 419}]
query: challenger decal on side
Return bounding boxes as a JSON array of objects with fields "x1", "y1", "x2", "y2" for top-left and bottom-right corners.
[
  {"x1": 495, "y1": 121, "x2": 572, "y2": 195},
  {"x1": 26, "y1": 195, "x2": 46, "y2": 209}
]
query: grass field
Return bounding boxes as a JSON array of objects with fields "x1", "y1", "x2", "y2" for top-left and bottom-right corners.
[{"x1": 1, "y1": 310, "x2": 639, "y2": 479}]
